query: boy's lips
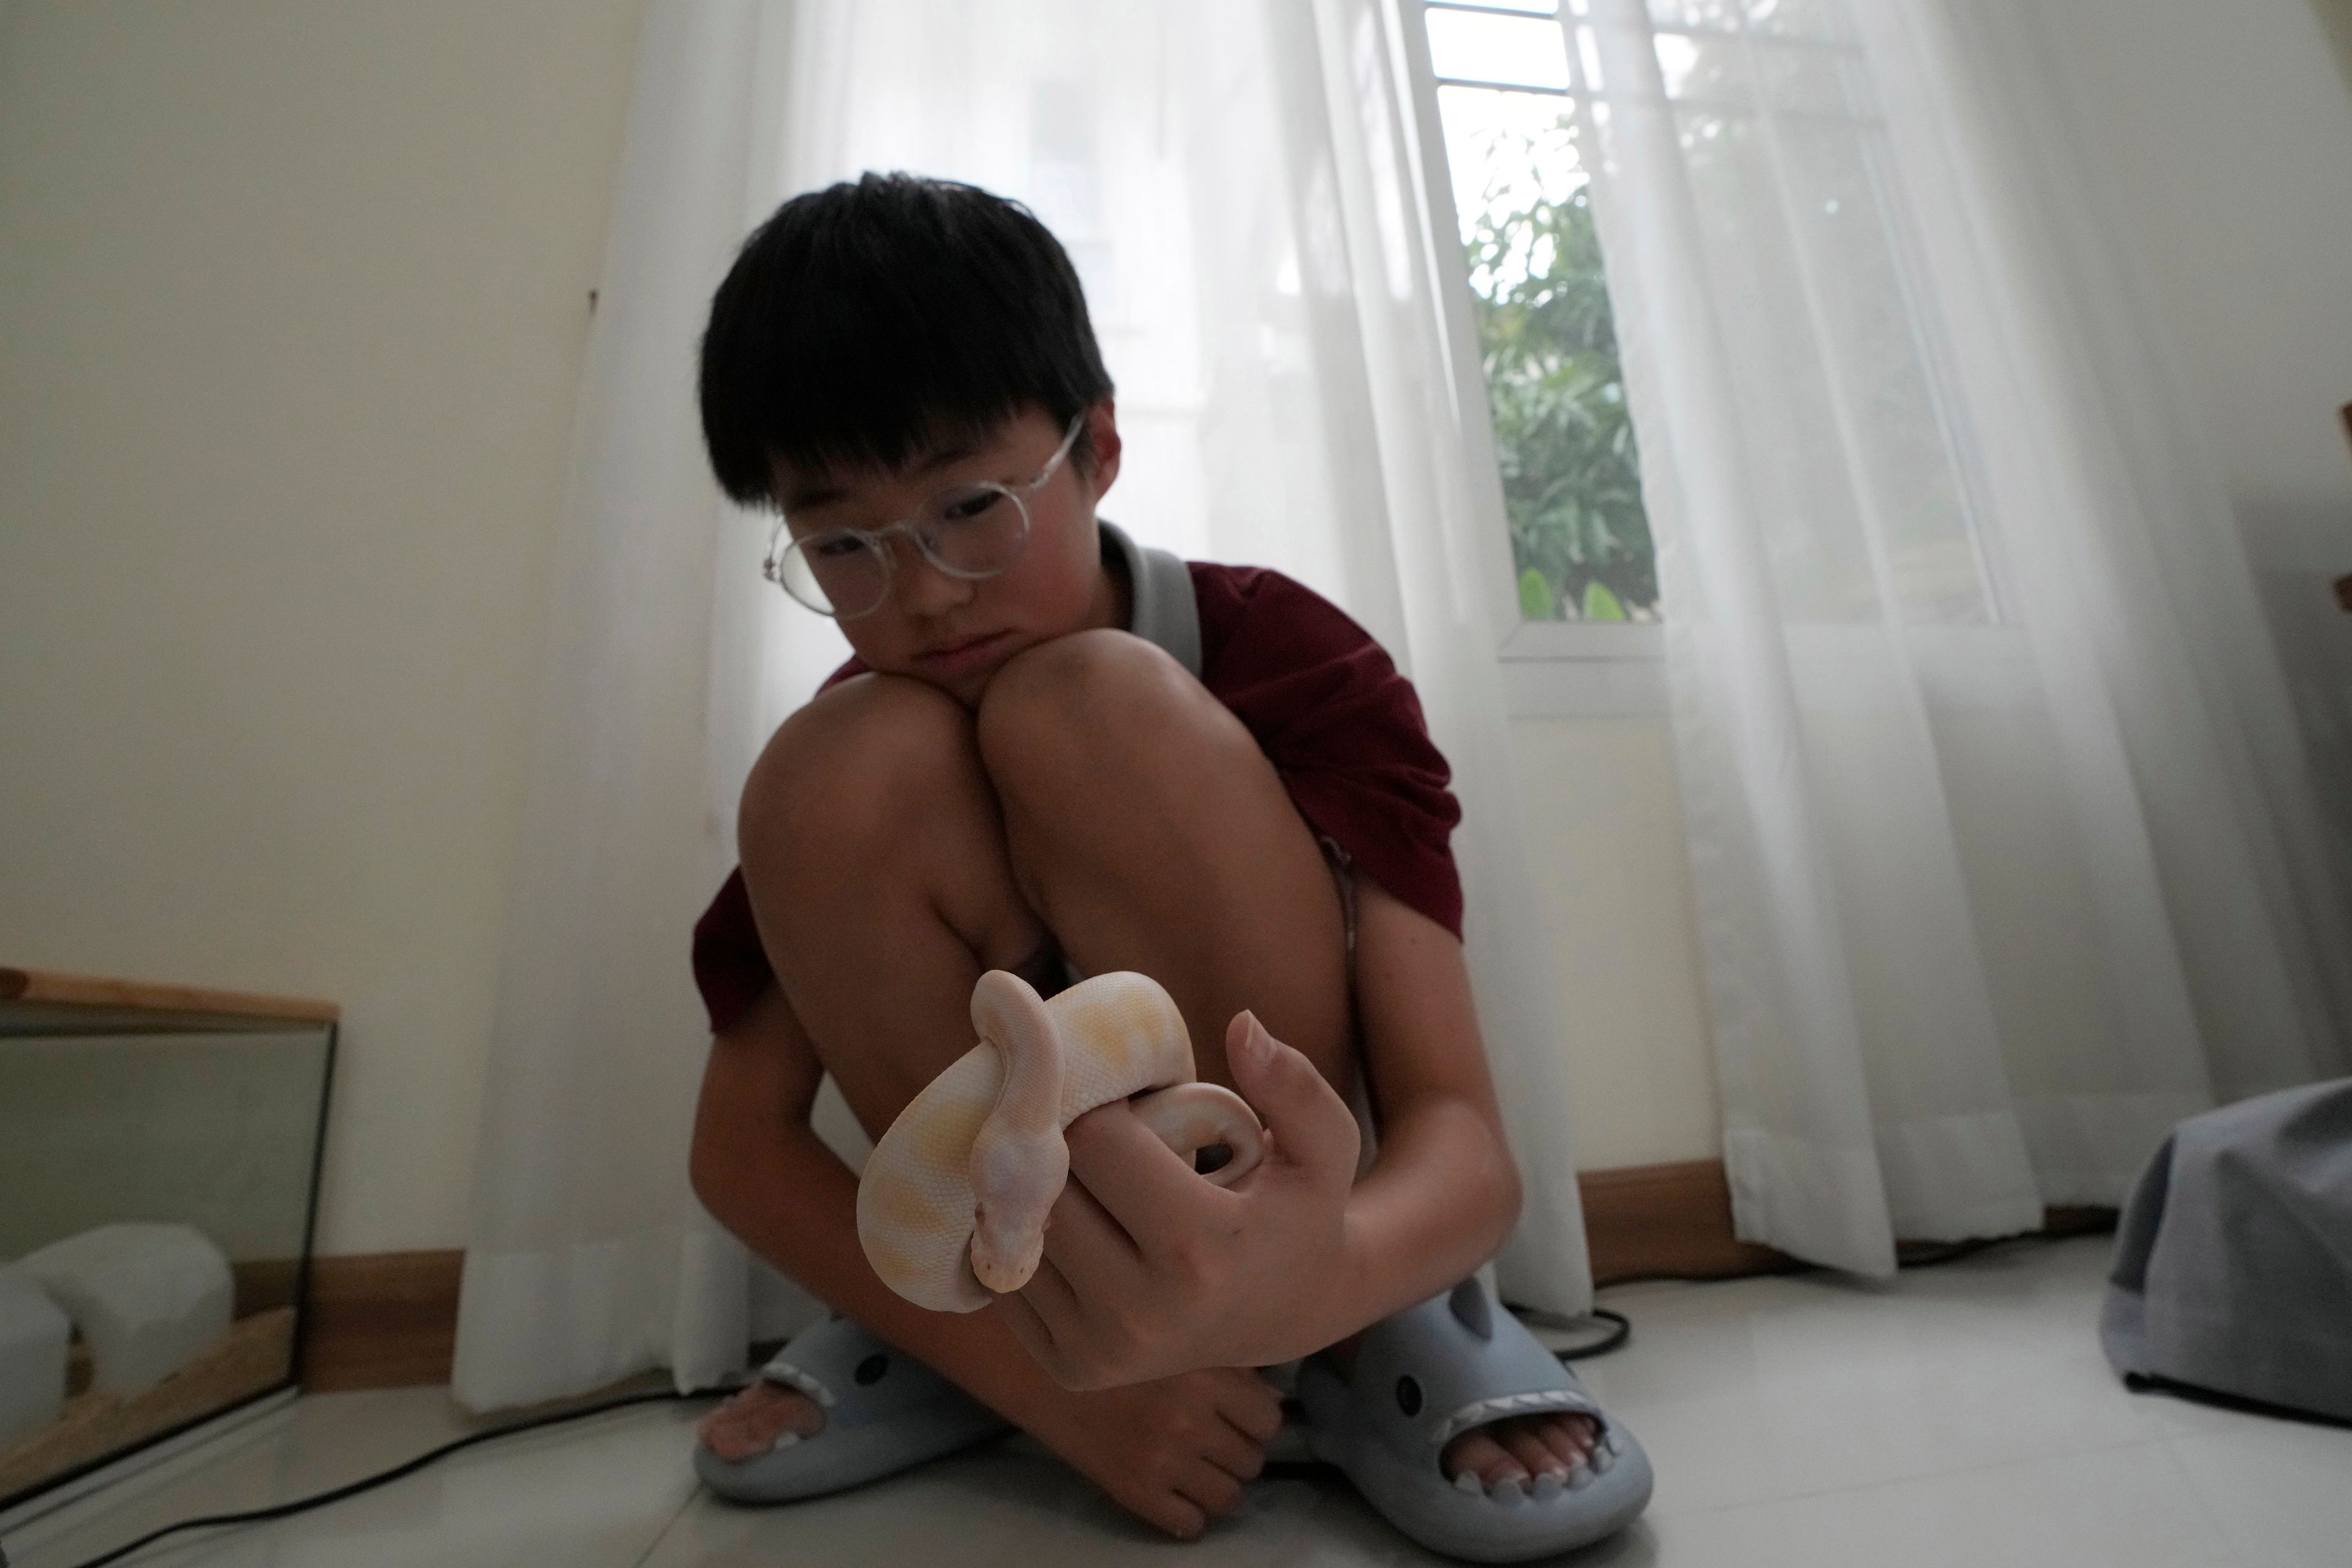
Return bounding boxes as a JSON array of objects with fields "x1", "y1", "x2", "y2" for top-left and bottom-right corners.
[{"x1": 914, "y1": 630, "x2": 1014, "y2": 676}]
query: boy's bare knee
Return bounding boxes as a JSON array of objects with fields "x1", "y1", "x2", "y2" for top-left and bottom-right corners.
[
  {"x1": 976, "y1": 630, "x2": 1202, "y2": 797},
  {"x1": 742, "y1": 673, "x2": 976, "y2": 870}
]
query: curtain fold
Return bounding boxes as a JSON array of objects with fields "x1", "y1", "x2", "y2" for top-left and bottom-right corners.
[
  {"x1": 1564, "y1": 0, "x2": 2349, "y2": 1275},
  {"x1": 452, "y1": 0, "x2": 846, "y2": 1412},
  {"x1": 456, "y1": 0, "x2": 1596, "y2": 1409}
]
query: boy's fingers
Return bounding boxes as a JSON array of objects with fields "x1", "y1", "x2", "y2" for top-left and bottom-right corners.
[
  {"x1": 1038, "y1": 1152, "x2": 1149, "y2": 1283},
  {"x1": 1060, "y1": 1097, "x2": 1229, "y2": 1249},
  {"x1": 1016, "y1": 1253, "x2": 1084, "y2": 1328},
  {"x1": 992, "y1": 1286, "x2": 1057, "y2": 1364},
  {"x1": 1225, "y1": 1011, "x2": 1359, "y2": 1181}
]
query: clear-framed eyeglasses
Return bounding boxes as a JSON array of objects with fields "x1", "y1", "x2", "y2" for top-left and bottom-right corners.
[{"x1": 762, "y1": 412, "x2": 1088, "y2": 620}]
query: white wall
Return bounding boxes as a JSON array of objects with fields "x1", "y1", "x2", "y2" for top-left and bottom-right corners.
[
  {"x1": 1509, "y1": 715, "x2": 1722, "y2": 1170},
  {"x1": 0, "y1": 0, "x2": 646, "y2": 1255}
]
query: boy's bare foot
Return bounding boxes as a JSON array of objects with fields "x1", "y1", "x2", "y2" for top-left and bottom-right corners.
[
  {"x1": 698, "y1": 1379, "x2": 827, "y2": 1463},
  {"x1": 1325, "y1": 1331, "x2": 1600, "y2": 1496}
]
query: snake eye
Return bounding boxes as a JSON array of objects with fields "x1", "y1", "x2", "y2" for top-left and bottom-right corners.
[
  {"x1": 1396, "y1": 1376, "x2": 1423, "y2": 1417},
  {"x1": 855, "y1": 1353, "x2": 889, "y2": 1385}
]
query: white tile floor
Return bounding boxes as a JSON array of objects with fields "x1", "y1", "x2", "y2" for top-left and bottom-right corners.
[{"x1": 8, "y1": 1235, "x2": 2347, "y2": 1567}]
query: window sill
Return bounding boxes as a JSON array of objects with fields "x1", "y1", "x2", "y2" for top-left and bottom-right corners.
[
  {"x1": 1496, "y1": 621, "x2": 2040, "y2": 722},
  {"x1": 1499, "y1": 619, "x2": 1667, "y2": 718}
]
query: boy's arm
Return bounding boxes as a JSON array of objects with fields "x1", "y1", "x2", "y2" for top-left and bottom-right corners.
[
  {"x1": 687, "y1": 981, "x2": 1077, "y2": 1427},
  {"x1": 1334, "y1": 872, "x2": 1525, "y2": 1321}
]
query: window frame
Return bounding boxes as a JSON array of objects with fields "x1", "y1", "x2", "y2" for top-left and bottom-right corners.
[{"x1": 1397, "y1": 0, "x2": 1668, "y2": 718}]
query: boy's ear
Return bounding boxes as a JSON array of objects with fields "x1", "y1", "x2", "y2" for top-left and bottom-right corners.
[{"x1": 1084, "y1": 399, "x2": 1123, "y2": 500}]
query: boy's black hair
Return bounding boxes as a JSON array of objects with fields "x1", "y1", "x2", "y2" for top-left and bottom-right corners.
[{"x1": 699, "y1": 172, "x2": 1114, "y2": 509}]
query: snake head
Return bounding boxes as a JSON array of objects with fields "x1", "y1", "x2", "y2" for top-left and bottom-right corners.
[{"x1": 967, "y1": 1129, "x2": 1069, "y2": 1293}]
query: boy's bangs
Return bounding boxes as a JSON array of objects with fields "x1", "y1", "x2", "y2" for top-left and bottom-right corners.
[
  {"x1": 744, "y1": 272, "x2": 1037, "y2": 483},
  {"x1": 700, "y1": 173, "x2": 1114, "y2": 509}
]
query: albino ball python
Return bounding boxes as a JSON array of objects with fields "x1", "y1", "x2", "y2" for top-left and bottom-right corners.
[{"x1": 857, "y1": 969, "x2": 1267, "y2": 1313}]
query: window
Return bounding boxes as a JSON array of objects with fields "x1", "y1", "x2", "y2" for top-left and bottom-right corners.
[
  {"x1": 1409, "y1": 0, "x2": 2002, "y2": 701},
  {"x1": 1420, "y1": 1, "x2": 1659, "y2": 628}
]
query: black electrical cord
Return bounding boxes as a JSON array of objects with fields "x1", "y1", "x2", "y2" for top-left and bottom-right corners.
[
  {"x1": 10, "y1": 1385, "x2": 730, "y2": 1568},
  {"x1": 1518, "y1": 1305, "x2": 1632, "y2": 1361},
  {"x1": 22, "y1": 1306, "x2": 1642, "y2": 1566}
]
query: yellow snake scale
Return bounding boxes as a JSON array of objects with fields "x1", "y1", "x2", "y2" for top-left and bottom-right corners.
[{"x1": 857, "y1": 970, "x2": 1267, "y2": 1313}]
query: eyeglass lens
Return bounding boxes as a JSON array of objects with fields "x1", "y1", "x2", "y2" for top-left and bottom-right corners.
[{"x1": 776, "y1": 483, "x2": 1028, "y2": 617}]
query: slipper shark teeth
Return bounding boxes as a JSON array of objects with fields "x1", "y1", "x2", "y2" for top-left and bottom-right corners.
[
  {"x1": 1455, "y1": 1470, "x2": 1484, "y2": 1494},
  {"x1": 1532, "y1": 1471, "x2": 1564, "y2": 1500},
  {"x1": 1566, "y1": 1461, "x2": 1595, "y2": 1491},
  {"x1": 1592, "y1": 1446, "x2": 1617, "y2": 1475},
  {"x1": 1436, "y1": 1390, "x2": 1589, "y2": 1446},
  {"x1": 1604, "y1": 1428, "x2": 1623, "y2": 1455},
  {"x1": 766, "y1": 1365, "x2": 838, "y2": 1409}
]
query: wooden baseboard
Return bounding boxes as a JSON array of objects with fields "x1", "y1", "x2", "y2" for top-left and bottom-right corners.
[
  {"x1": 1578, "y1": 1159, "x2": 1798, "y2": 1286},
  {"x1": 288, "y1": 1172, "x2": 2109, "y2": 1391},
  {"x1": 1578, "y1": 1160, "x2": 2120, "y2": 1287},
  {"x1": 300, "y1": 1251, "x2": 464, "y2": 1392}
]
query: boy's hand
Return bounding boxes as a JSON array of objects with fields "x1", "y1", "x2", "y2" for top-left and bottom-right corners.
[
  {"x1": 997, "y1": 1011, "x2": 1363, "y2": 1389},
  {"x1": 1017, "y1": 1365, "x2": 1284, "y2": 1541}
]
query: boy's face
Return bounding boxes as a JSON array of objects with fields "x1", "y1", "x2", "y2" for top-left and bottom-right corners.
[{"x1": 770, "y1": 402, "x2": 1125, "y2": 708}]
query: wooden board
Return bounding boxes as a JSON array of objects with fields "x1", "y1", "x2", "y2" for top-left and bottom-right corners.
[
  {"x1": 0, "y1": 967, "x2": 338, "y2": 1027},
  {"x1": 0, "y1": 1308, "x2": 296, "y2": 1504}
]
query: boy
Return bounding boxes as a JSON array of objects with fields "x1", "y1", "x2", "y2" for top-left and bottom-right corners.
[{"x1": 684, "y1": 173, "x2": 1646, "y2": 1558}]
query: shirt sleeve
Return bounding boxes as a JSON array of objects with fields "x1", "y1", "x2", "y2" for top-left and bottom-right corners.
[
  {"x1": 692, "y1": 867, "x2": 769, "y2": 1036},
  {"x1": 1191, "y1": 564, "x2": 1465, "y2": 940}
]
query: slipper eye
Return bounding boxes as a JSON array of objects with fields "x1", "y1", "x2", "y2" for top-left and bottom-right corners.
[
  {"x1": 1396, "y1": 1375, "x2": 1423, "y2": 1417},
  {"x1": 855, "y1": 1353, "x2": 890, "y2": 1385}
]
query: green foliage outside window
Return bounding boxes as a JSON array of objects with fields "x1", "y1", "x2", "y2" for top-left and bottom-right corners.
[{"x1": 1463, "y1": 135, "x2": 1657, "y2": 621}]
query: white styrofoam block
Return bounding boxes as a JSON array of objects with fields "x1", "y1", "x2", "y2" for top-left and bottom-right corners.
[
  {"x1": 0, "y1": 1265, "x2": 72, "y2": 1448},
  {"x1": 17, "y1": 1224, "x2": 234, "y2": 1396}
]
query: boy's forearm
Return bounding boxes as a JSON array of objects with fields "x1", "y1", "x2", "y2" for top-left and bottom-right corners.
[
  {"x1": 697, "y1": 1119, "x2": 1070, "y2": 1426},
  {"x1": 1335, "y1": 1095, "x2": 1523, "y2": 1335}
]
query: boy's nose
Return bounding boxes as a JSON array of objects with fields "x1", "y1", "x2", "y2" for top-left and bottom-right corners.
[{"x1": 888, "y1": 538, "x2": 976, "y2": 618}]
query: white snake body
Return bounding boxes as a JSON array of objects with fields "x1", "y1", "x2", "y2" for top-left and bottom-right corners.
[{"x1": 857, "y1": 970, "x2": 1267, "y2": 1313}]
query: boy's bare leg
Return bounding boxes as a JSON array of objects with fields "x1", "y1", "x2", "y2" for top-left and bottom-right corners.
[
  {"x1": 978, "y1": 630, "x2": 1596, "y2": 1490},
  {"x1": 701, "y1": 672, "x2": 1061, "y2": 1461},
  {"x1": 976, "y1": 631, "x2": 1352, "y2": 1092}
]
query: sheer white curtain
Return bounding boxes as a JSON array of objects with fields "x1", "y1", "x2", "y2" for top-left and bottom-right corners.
[
  {"x1": 454, "y1": 0, "x2": 1593, "y2": 1411},
  {"x1": 1562, "y1": 0, "x2": 2350, "y2": 1275},
  {"x1": 450, "y1": 0, "x2": 841, "y2": 1411}
]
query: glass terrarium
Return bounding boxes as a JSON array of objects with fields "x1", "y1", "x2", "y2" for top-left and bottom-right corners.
[{"x1": 0, "y1": 968, "x2": 335, "y2": 1526}]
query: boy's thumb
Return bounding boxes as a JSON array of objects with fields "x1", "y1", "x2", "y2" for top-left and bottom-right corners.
[{"x1": 1226, "y1": 1011, "x2": 1360, "y2": 1176}]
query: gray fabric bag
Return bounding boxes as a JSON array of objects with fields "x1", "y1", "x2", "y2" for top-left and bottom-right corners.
[{"x1": 2101, "y1": 1076, "x2": 2352, "y2": 1422}]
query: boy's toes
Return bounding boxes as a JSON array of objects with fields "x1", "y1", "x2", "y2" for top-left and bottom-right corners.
[
  {"x1": 1442, "y1": 1415, "x2": 1604, "y2": 1499},
  {"x1": 1535, "y1": 1412, "x2": 1599, "y2": 1470},
  {"x1": 698, "y1": 1382, "x2": 826, "y2": 1463},
  {"x1": 1497, "y1": 1419, "x2": 1573, "y2": 1486},
  {"x1": 1440, "y1": 1428, "x2": 1529, "y2": 1496}
]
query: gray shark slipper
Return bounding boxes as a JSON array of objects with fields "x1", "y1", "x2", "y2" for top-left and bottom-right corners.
[
  {"x1": 1297, "y1": 1278, "x2": 1653, "y2": 1562},
  {"x1": 693, "y1": 1314, "x2": 1008, "y2": 1504}
]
